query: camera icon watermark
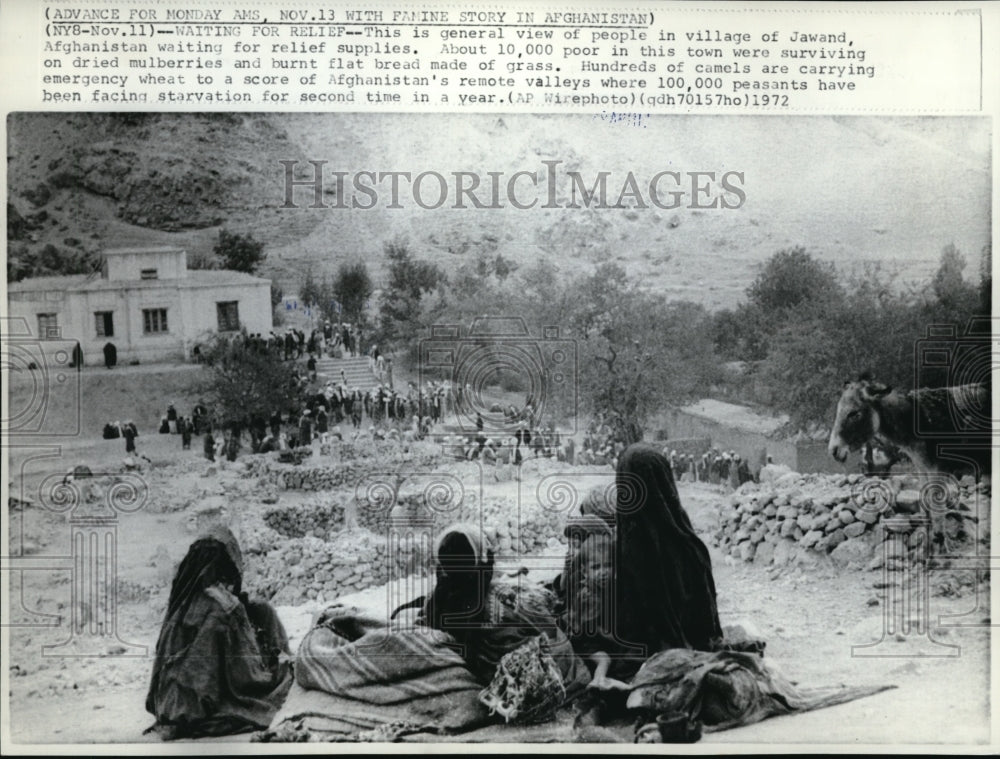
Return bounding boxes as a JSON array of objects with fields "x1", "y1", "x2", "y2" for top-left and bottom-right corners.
[
  {"x1": 418, "y1": 316, "x2": 578, "y2": 436},
  {"x1": 2, "y1": 316, "x2": 82, "y2": 437},
  {"x1": 912, "y1": 317, "x2": 995, "y2": 442}
]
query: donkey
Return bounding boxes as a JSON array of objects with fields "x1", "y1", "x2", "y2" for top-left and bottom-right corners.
[{"x1": 828, "y1": 377, "x2": 990, "y2": 477}]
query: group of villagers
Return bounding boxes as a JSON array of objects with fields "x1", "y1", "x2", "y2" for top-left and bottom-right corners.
[{"x1": 145, "y1": 442, "x2": 887, "y2": 743}]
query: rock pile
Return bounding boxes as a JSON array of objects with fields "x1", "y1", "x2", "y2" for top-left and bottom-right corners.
[
  {"x1": 250, "y1": 531, "x2": 394, "y2": 605},
  {"x1": 244, "y1": 457, "x2": 366, "y2": 492},
  {"x1": 242, "y1": 443, "x2": 445, "y2": 492},
  {"x1": 713, "y1": 472, "x2": 989, "y2": 573},
  {"x1": 246, "y1": 491, "x2": 573, "y2": 605},
  {"x1": 264, "y1": 502, "x2": 346, "y2": 540}
]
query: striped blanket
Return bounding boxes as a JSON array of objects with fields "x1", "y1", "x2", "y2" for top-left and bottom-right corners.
[{"x1": 257, "y1": 606, "x2": 489, "y2": 742}]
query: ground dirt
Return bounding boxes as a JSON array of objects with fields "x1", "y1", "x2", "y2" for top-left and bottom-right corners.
[{"x1": 4, "y1": 418, "x2": 993, "y2": 749}]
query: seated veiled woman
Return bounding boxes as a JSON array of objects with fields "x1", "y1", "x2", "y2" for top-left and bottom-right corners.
[
  {"x1": 419, "y1": 523, "x2": 590, "y2": 696},
  {"x1": 145, "y1": 527, "x2": 293, "y2": 739},
  {"x1": 612, "y1": 443, "x2": 724, "y2": 675}
]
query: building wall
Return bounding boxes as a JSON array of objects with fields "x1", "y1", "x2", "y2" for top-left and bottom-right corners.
[
  {"x1": 179, "y1": 283, "x2": 274, "y2": 350},
  {"x1": 8, "y1": 280, "x2": 273, "y2": 365},
  {"x1": 652, "y1": 406, "x2": 862, "y2": 474},
  {"x1": 105, "y1": 249, "x2": 187, "y2": 281},
  {"x1": 653, "y1": 407, "x2": 787, "y2": 471},
  {"x1": 795, "y1": 439, "x2": 863, "y2": 475}
]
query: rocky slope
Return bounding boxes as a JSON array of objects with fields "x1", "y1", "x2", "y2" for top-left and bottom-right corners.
[{"x1": 7, "y1": 113, "x2": 990, "y2": 309}]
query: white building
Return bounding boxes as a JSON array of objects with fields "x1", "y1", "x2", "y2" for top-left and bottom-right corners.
[{"x1": 7, "y1": 246, "x2": 273, "y2": 365}]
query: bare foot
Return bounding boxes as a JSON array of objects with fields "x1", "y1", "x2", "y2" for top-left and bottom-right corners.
[{"x1": 588, "y1": 675, "x2": 630, "y2": 691}]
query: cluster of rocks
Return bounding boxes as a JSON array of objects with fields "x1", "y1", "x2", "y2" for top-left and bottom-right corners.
[
  {"x1": 246, "y1": 490, "x2": 572, "y2": 605},
  {"x1": 249, "y1": 531, "x2": 395, "y2": 605},
  {"x1": 242, "y1": 444, "x2": 445, "y2": 492},
  {"x1": 263, "y1": 502, "x2": 346, "y2": 540},
  {"x1": 478, "y1": 497, "x2": 567, "y2": 558},
  {"x1": 244, "y1": 457, "x2": 365, "y2": 492},
  {"x1": 713, "y1": 471, "x2": 989, "y2": 575}
]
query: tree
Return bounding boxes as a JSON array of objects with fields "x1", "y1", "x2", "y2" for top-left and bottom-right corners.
[
  {"x1": 214, "y1": 229, "x2": 265, "y2": 273},
  {"x1": 927, "y1": 243, "x2": 980, "y2": 327},
  {"x1": 199, "y1": 331, "x2": 305, "y2": 426},
  {"x1": 711, "y1": 301, "x2": 771, "y2": 363},
  {"x1": 299, "y1": 266, "x2": 321, "y2": 310},
  {"x1": 333, "y1": 261, "x2": 374, "y2": 326},
  {"x1": 378, "y1": 238, "x2": 445, "y2": 346},
  {"x1": 707, "y1": 247, "x2": 845, "y2": 365},
  {"x1": 568, "y1": 264, "x2": 718, "y2": 443},
  {"x1": 270, "y1": 282, "x2": 284, "y2": 309},
  {"x1": 747, "y1": 246, "x2": 841, "y2": 317},
  {"x1": 186, "y1": 249, "x2": 220, "y2": 270},
  {"x1": 757, "y1": 267, "x2": 923, "y2": 430}
]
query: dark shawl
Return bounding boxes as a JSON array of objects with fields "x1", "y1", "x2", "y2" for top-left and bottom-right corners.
[
  {"x1": 422, "y1": 524, "x2": 590, "y2": 696},
  {"x1": 614, "y1": 443, "x2": 723, "y2": 672},
  {"x1": 145, "y1": 527, "x2": 292, "y2": 739}
]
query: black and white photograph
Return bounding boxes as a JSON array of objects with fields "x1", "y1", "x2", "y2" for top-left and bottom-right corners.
[{"x1": 3, "y1": 108, "x2": 994, "y2": 748}]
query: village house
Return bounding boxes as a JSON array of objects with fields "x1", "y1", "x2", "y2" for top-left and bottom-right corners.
[{"x1": 7, "y1": 246, "x2": 273, "y2": 365}]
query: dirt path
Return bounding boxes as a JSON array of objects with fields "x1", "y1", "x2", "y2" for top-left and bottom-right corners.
[{"x1": 4, "y1": 440, "x2": 992, "y2": 748}]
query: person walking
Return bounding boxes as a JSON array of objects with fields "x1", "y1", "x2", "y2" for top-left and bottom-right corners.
[
  {"x1": 123, "y1": 420, "x2": 138, "y2": 455},
  {"x1": 299, "y1": 410, "x2": 313, "y2": 447},
  {"x1": 204, "y1": 427, "x2": 216, "y2": 462},
  {"x1": 181, "y1": 418, "x2": 192, "y2": 450}
]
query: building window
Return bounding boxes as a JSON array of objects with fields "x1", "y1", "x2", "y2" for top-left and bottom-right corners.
[
  {"x1": 216, "y1": 301, "x2": 240, "y2": 332},
  {"x1": 140, "y1": 268, "x2": 158, "y2": 280},
  {"x1": 143, "y1": 308, "x2": 168, "y2": 334},
  {"x1": 37, "y1": 313, "x2": 60, "y2": 339},
  {"x1": 95, "y1": 311, "x2": 114, "y2": 337}
]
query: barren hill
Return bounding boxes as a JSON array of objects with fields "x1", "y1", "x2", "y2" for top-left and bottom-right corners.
[{"x1": 7, "y1": 113, "x2": 990, "y2": 310}]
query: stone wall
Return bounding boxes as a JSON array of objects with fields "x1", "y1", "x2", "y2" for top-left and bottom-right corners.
[
  {"x1": 712, "y1": 471, "x2": 989, "y2": 580},
  {"x1": 245, "y1": 481, "x2": 573, "y2": 606}
]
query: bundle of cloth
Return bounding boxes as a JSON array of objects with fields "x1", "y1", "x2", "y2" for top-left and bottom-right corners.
[
  {"x1": 260, "y1": 606, "x2": 489, "y2": 742},
  {"x1": 258, "y1": 523, "x2": 590, "y2": 742},
  {"x1": 628, "y1": 648, "x2": 895, "y2": 735}
]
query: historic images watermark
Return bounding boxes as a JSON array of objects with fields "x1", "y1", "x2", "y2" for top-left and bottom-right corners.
[{"x1": 279, "y1": 159, "x2": 747, "y2": 210}]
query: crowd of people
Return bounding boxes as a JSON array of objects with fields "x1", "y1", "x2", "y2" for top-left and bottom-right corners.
[
  {"x1": 667, "y1": 448, "x2": 756, "y2": 489},
  {"x1": 103, "y1": 311, "x2": 886, "y2": 740},
  {"x1": 145, "y1": 443, "x2": 740, "y2": 740},
  {"x1": 139, "y1": 381, "x2": 471, "y2": 465},
  {"x1": 193, "y1": 321, "x2": 367, "y2": 365},
  {"x1": 447, "y1": 419, "x2": 573, "y2": 465}
]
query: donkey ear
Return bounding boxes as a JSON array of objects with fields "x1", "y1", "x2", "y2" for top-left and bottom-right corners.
[{"x1": 861, "y1": 382, "x2": 892, "y2": 401}]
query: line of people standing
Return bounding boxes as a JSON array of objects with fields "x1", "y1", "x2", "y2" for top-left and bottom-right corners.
[{"x1": 668, "y1": 448, "x2": 754, "y2": 489}]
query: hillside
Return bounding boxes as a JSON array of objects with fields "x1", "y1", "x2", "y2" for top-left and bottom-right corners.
[{"x1": 6, "y1": 113, "x2": 990, "y2": 310}]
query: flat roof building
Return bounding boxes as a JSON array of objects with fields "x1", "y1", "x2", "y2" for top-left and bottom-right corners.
[{"x1": 8, "y1": 246, "x2": 273, "y2": 366}]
